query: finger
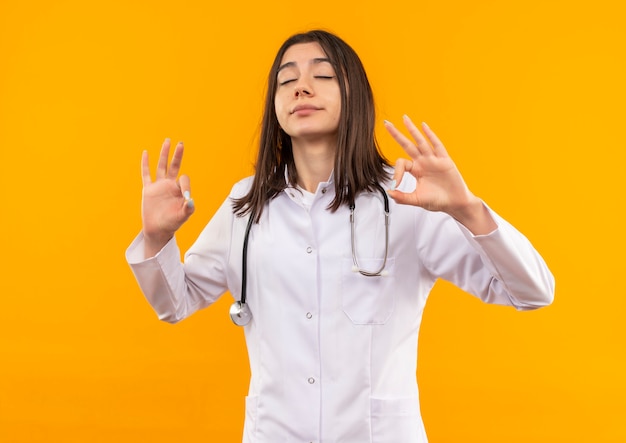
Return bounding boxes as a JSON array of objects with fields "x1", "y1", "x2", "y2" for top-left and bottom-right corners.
[
  {"x1": 167, "y1": 141, "x2": 184, "y2": 179},
  {"x1": 156, "y1": 138, "x2": 171, "y2": 180},
  {"x1": 390, "y1": 158, "x2": 413, "y2": 191},
  {"x1": 421, "y1": 122, "x2": 449, "y2": 157},
  {"x1": 141, "y1": 150, "x2": 152, "y2": 186},
  {"x1": 403, "y1": 115, "x2": 432, "y2": 156},
  {"x1": 384, "y1": 120, "x2": 420, "y2": 159},
  {"x1": 387, "y1": 159, "x2": 418, "y2": 207},
  {"x1": 179, "y1": 174, "x2": 195, "y2": 211}
]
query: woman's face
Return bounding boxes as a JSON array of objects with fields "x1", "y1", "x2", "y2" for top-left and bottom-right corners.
[{"x1": 274, "y1": 42, "x2": 341, "y2": 144}]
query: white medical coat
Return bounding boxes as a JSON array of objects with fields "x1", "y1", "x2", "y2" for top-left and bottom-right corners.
[{"x1": 126, "y1": 174, "x2": 554, "y2": 443}]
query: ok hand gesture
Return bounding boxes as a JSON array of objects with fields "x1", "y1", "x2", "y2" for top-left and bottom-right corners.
[
  {"x1": 141, "y1": 138, "x2": 195, "y2": 257},
  {"x1": 385, "y1": 115, "x2": 496, "y2": 235}
]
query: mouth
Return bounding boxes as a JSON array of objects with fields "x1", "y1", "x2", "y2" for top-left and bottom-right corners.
[{"x1": 291, "y1": 104, "x2": 320, "y2": 114}]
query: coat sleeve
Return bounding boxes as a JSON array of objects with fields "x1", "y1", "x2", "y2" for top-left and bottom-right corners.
[
  {"x1": 125, "y1": 181, "x2": 248, "y2": 323},
  {"x1": 417, "y1": 204, "x2": 555, "y2": 310}
]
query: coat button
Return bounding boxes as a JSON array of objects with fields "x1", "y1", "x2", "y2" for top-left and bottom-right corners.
[
  {"x1": 306, "y1": 312, "x2": 313, "y2": 319},
  {"x1": 306, "y1": 246, "x2": 313, "y2": 254},
  {"x1": 308, "y1": 377, "x2": 315, "y2": 384}
]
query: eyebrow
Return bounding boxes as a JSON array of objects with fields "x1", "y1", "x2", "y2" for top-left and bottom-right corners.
[{"x1": 277, "y1": 57, "x2": 332, "y2": 73}]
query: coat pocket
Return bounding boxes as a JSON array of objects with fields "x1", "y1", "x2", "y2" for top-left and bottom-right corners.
[
  {"x1": 341, "y1": 257, "x2": 396, "y2": 325},
  {"x1": 371, "y1": 397, "x2": 427, "y2": 443}
]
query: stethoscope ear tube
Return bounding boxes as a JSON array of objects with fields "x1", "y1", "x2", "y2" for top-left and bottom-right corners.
[{"x1": 230, "y1": 214, "x2": 255, "y2": 326}]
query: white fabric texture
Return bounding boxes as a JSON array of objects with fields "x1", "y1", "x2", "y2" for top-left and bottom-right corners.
[{"x1": 126, "y1": 174, "x2": 554, "y2": 443}]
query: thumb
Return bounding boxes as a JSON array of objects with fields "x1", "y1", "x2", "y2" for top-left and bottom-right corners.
[{"x1": 386, "y1": 189, "x2": 414, "y2": 207}]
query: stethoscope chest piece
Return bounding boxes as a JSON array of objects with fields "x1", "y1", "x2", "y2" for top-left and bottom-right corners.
[{"x1": 229, "y1": 300, "x2": 252, "y2": 326}]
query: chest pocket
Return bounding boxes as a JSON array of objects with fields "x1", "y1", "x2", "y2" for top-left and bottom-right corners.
[{"x1": 341, "y1": 257, "x2": 396, "y2": 325}]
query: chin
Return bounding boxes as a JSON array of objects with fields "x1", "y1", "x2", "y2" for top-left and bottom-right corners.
[{"x1": 286, "y1": 124, "x2": 339, "y2": 140}]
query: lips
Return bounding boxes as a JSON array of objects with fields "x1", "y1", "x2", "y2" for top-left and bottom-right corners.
[{"x1": 291, "y1": 104, "x2": 320, "y2": 114}]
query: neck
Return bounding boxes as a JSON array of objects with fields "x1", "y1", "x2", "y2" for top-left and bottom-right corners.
[{"x1": 291, "y1": 137, "x2": 336, "y2": 193}]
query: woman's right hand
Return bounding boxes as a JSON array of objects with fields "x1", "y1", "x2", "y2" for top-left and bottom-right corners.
[{"x1": 141, "y1": 138, "x2": 195, "y2": 258}]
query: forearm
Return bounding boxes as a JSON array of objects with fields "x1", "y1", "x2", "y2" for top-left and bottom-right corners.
[
  {"x1": 126, "y1": 232, "x2": 228, "y2": 323},
  {"x1": 455, "y1": 208, "x2": 555, "y2": 309},
  {"x1": 448, "y1": 196, "x2": 498, "y2": 236}
]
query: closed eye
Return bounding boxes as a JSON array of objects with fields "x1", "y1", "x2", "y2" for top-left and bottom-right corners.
[
  {"x1": 315, "y1": 76, "x2": 335, "y2": 80},
  {"x1": 279, "y1": 79, "x2": 296, "y2": 86}
]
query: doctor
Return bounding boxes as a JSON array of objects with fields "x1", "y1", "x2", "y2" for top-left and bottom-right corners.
[{"x1": 126, "y1": 30, "x2": 554, "y2": 443}]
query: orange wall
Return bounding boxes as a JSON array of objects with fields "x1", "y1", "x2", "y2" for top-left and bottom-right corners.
[{"x1": 1, "y1": 1, "x2": 625, "y2": 442}]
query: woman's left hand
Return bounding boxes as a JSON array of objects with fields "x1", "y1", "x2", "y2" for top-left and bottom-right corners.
[{"x1": 385, "y1": 115, "x2": 497, "y2": 234}]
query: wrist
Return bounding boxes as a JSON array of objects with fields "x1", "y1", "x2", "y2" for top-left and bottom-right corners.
[
  {"x1": 449, "y1": 197, "x2": 497, "y2": 236},
  {"x1": 143, "y1": 232, "x2": 174, "y2": 259}
]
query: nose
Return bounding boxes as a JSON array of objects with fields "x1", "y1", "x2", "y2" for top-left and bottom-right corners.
[
  {"x1": 295, "y1": 86, "x2": 312, "y2": 97},
  {"x1": 294, "y1": 78, "x2": 313, "y2": 97}
]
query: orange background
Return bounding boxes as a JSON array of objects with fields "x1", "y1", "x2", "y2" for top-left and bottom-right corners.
[{"x1": 1, "y1": 0, "x2": 624, "y2": 442}]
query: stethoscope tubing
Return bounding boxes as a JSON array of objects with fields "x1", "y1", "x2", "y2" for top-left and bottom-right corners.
[
  {"x1": 230, "y1": 184, "x2": 390, "y2": 326},
  {"x1": 240, "y1": 214, "x2": 254, "y2": 305},
  {"x1": 349, "y1": 183, "x2": 390, "y2": 277}
]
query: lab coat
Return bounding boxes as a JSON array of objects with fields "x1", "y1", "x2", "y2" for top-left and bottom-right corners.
[{"x1": 126, "y1": 174, "x2": 554, "y2": 443}]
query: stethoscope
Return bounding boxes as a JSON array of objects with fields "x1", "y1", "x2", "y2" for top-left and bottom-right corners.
[{"x1": 229, "y1": 184, "x2": 390, "y2": 326}]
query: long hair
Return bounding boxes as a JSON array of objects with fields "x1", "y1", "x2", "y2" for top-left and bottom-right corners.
[{"x1": 232, "y1": 30, "x2": 390, "y2": 221}]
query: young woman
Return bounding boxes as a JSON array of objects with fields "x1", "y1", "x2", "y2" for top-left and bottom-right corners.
[{"x1": 127, "y1": 29, "x2": 554, "y2": 443}]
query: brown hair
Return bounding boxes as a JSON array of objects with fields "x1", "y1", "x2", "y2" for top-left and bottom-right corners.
[{"x1": 232, "y1": 30, "x2": 390, "y2": 221}]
